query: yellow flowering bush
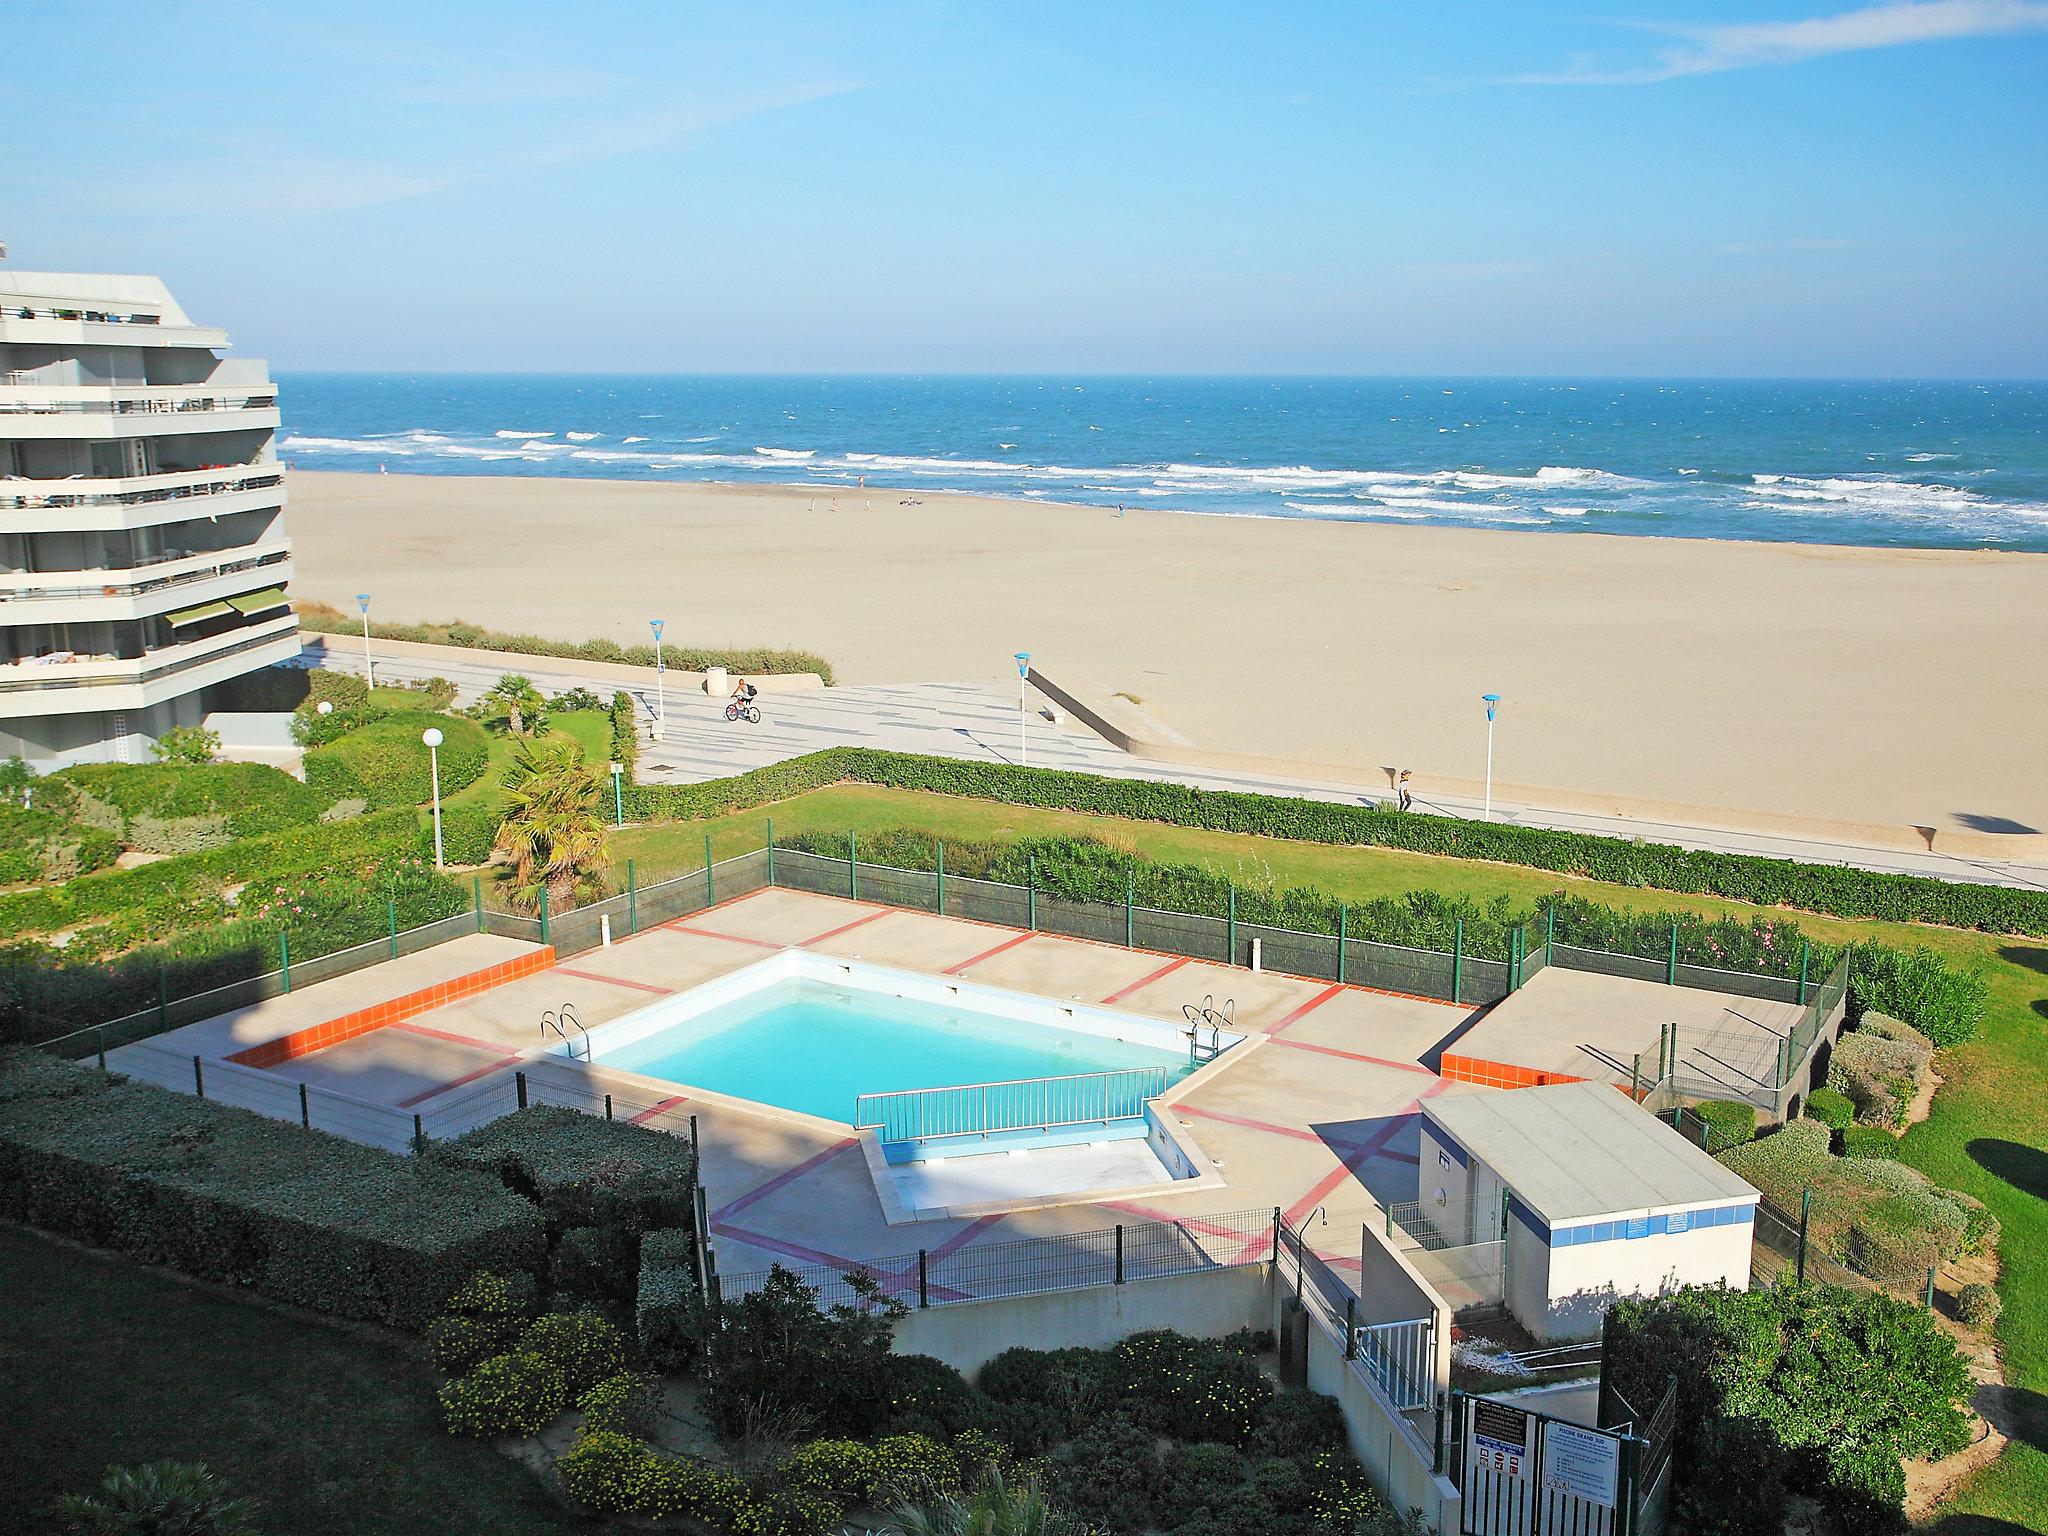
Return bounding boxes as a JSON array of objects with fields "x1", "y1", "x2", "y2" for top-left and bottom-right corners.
[{"x1": 439, "y1": 1351, "x2": 568, "y2": 1437}]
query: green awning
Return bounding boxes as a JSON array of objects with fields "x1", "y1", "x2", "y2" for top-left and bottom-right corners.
[
  {"x1": 226, "y1": 586, "x2": 289, "y2": 617},
  {"x1": 166, "y1": 599, "x2": 233, "y2": 627}
]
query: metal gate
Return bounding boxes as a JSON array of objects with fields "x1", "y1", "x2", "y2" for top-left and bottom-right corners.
[
  {"x1": 1452, "y1": 1391, "x2": 1652, "y2": 1536},
  {"x1": 1356, "y1": 1316, "x2": 1436, "y2": 1412}
]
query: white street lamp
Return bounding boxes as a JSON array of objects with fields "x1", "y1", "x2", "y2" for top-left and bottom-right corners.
[
  {"x1": 423, "y1": 727, "x2": 445, "y2": 867},
  {"x1": 316, "y1": 699, "x2": 333, "y2": 716},
  {"x1": 1014, "y1": 652, "x2": 1032, "y2": 767},
  {"x1": 610, "y1": 760, "x2": 625, "y2": 828},
  {"x1": 356, "y1": 593, "x2": 375, "y2": 688},
  {"x1": 1481, "y1": 694, "x2": 1502, "y2": 823},
  {"x1": 650, "y1": 618, "x2": 667, "y2": 743}
]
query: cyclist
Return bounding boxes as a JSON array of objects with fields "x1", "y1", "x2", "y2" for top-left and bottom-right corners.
[{"x1": 730, "y1": 678, "x2": 759, "y2": 714}]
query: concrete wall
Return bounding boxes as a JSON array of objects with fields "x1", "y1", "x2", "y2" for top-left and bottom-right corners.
[
  {"x1": 1538, "y1": 1216, "x2": 1754, "y2": 1342},
  {"x1": 890, "y1": 1263, "x2": 1274, "y2": 1377}
]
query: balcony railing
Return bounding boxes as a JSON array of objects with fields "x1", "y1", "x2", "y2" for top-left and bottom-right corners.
[
  {"x1": 0, "y1": 546, "x2": 290, "y2": 604},
  {"x1": 0, "y1": 391, "x2": 276, "y2": 417},
  {"x1": 1, "y1": 304, "x2": 163, "y2": 326},
  {"x1": 0, "y1": 467, "x2": 285, "y2": 513},
  {"x1": 0, "y1": 615, "x2": 299, "y2": 695}
]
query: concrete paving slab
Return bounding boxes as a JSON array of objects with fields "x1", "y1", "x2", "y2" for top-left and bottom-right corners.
[{"x1": 951, "y1": 932, "x2": 1167, "y2": 1001}]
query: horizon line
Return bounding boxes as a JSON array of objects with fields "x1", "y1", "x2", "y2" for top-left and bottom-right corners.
[{"x1": 269, "y1": 368, "x2": 2048, "y2": 385}]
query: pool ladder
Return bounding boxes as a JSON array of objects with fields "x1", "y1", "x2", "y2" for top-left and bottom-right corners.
[
  {"x1": 1182, "y1": 995, "x2": 1232, "y2": 1065},
  {"x1": 542, "y1": 1002, "x2": 589, "y2": 1061}
]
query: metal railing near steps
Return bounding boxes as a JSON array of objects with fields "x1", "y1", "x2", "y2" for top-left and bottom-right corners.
[{"x1": 852, "y1": 1065, "x2": 1167, "y2": 1144}]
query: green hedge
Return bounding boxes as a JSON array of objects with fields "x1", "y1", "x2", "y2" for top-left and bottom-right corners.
[
  {"x1": 618, "y1": 748, "x2": 2048, "y2": 935},
  {"x1": 425, "y1": 802, "x2": 499, "y2": 866},
  {"x1": 636, "y1": 1227, "x2": 704, "y2": 1371},
  {"x1": 0, "y1": 803, "x2": 118, "y2": 883},
  {"x1": 303, "y1": 714, "x2": 490, "y2": 810},
  {"x1": 52, "y1": 762, "x2": 331, "y2": 845},
  {"x1": 0, "y1": 1048, "x2": 544, "y2": 1330},
  {"x1": 296, "y1": 602, "x2": 836, "y2": 684}
]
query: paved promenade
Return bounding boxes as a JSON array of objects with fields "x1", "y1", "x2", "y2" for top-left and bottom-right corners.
[{"x1": 305, "y1": 643, "x2": 2046, "y2": 892}]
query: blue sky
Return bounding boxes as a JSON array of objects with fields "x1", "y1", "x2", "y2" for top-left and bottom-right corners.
[{"x1": 7, "y1": 0, "x2": 2046, "y2": 376}]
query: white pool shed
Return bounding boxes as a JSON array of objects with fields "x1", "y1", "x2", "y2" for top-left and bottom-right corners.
[{"x1": 1418, "y1": 1081, "x2": 1760, "y2": 1342}]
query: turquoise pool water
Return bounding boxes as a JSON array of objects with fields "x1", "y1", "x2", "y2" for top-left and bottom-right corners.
[{"x1": 594, "y1": 978, "x2": 1190, "y2": 1125}]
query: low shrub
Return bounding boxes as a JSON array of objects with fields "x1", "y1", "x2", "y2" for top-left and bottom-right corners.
[
  {"x1": 303, "y1": 714, "x2": 489, "y2": 809},
  {"x1": 151, "y1": 725, "x2": 221, "y2": 765},
  {"x1": 425, "y1": 1269, "x2": 536, "y2": 1373},
  {"x1": 439, "y1": 1351, "x2": 568, "y2": 1437},
  {"x1": 288, "y1": 670, "x2": 374, "y2": 746},
  {"x1": 556, "y1": 1431, "x2": 834, "y2": 1531},
  {"x1": 577, "y1": 1371, "x2": 660, "y2": 1439},
  {"x1": 882, "y1": 1352, "x2": 1005, "y2": 1440},
  {"x1": 1957, "y1": 1283, "x2": 2001, "y2": 1328},
  {"x1": 610, "y1": 690, "x2": 640, "y2": 778},
  {"x1": 870, "y1": 1433, "x2": 962, "y2": 1503},
  {"x1": 636, "y1": 1227, "x2": 707, "y2": 1371},
  {"x1": 1839, "y1": 1125, "x2": 1902, "y2": 1159},
  {"x1": 1696, "y1": 1098, "x2": 1758, "y2": 1148},
  {"x1": 0, "y1": 804, "x2": 118, "y2": 883},
  {"x1": 1805, "y1": 1087, "x2": 1856, "y2": 1132},
  {"x1": 0, "y1": 1049, "x2": 544, "y2": 1329},
  {"x1": 698, "y1": 1266, "x2": 904, "y2": 1440},
  {"x1": 548, "y1": 686, "x2": 605, "y2": 713},
  {"x1": 429, "y1": 802, "x2": 499, "y2": 866},
  {"x1": 52, "y1": 761, "x2": 331, "y2": 844},
  {"x1": 1828, "y1": 1031, "x2": 1925, "y2": 1127},
  {"x1": 1250, "y1": 1384, "x2": 1349, "y2": 1460},
  {"x1": 1109, "y1": 1330, "x2": 1273, "y2": 1447},
  {"x1": 518, "y1": 1311, "x2": 627, "y2": 1393},
  {"x1": 777, "y1": 1438, "x2": 879, "y2": 1503},
  {"x1": 1721, "y1": 1118, "x2": 1832, "y2": 1207},
  {"x1": 55, "y1": 1460, "x2": 262, "y2": 1536}
]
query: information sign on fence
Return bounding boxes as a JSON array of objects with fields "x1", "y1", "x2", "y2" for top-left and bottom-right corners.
[
  {"x1": 1541, "y1": 1422, "x2": 1620, "y2": 1508},
  {"x1": 1472, "y1": 1401, "x2": 1530, "y2": 1477}
]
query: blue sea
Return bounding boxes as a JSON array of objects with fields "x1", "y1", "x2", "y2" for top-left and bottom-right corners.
[{"x1": 277, "y1": 375, "x2": 2048, "y2": 551}]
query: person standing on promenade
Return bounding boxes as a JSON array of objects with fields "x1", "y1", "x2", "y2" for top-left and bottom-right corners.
[{"x1": 1398, "y1": 769, "x2": 1414, "y2": 811}]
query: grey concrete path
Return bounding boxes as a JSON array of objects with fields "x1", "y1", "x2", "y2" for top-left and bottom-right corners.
[{"x1": 305, "y1": 644, "x2": 2047, "y2": 892}]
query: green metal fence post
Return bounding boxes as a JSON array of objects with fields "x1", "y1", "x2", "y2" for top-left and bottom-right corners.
[
  {"x1": 299, "y1": 1082, "x2": 309, "y2": 1128},
  {"x1": 936, "y1": 841, "x2": 946, "y2": 916},
  {"x1": 1027, "y1": 856, "x2": 1037, "y2": 931},
  {"x1": 627, "y1": 860, "x2": 638, "y2": 933},
  {"x1": 1510, "y1": 927, "x2": 1524, "y2": 992},
  {"x1": 704, "y1": 834, "x2": 715, "y2": 905},
  {"x1": 1545, "y1": 903, "x2": 1555, "y2": 964},
  {"x1": 387, "y1": 900, "x2": 398, "y2": 958},
  {"x1": 539, "y1": 888, "x2": 550, "y2": 946},
  {"x1": 1337, "y1": 903, "x2": 1348, "y2": 984},
  {"x1": 1797, "y1": 1188, "x2": 1811, "y2": 1283},
  {"x1": 1124, "y1": 871, "x2": 1134, "y2": 947},
  {"x1": 1925, "y1": 1267, "x2": 1936, "y2": 1309},
  {"x1": 1452, "y1": 919, "x2": 1463, "y2": 1005},
  {"x1": 1631, "y1": 1053, "x2": 1642, "y2": 1101},
  {"x1": 280, "y1": 931, "x2": 291, "y2": 993},
  {"x1": 157, "y1": 965, "x2": 170, "y2": 1026},
  {"x1": 1797, "y1": 942, "x2": 1811, "y2": 1006},
  {"x1": 472, "y1": 876, "x2": 483, "y2": 933},
  {"x1": 849, "y1": 832, "x2": 859, "y2": 902},
  {"x1": 1667, "y1": 923, "x2": 1679, "y2": 985},
  {"x1": 766, "y1": 819, "x2": 776, "y2": 885},
  {"x1": 1228, "y1": 885, "x2": 1237, "y2": 966},
  {"x1": 1777, "y1": 1034, "x2": 1793, "y2": 1091}
]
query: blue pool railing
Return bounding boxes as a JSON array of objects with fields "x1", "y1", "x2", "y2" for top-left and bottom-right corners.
[{"x1": 853, "y1": 1065, "x2": 1168, "y2": 1144}]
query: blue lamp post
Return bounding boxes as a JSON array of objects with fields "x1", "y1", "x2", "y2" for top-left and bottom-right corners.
[
  {"x1": 1014, "y1": 652, "x2": 1032, "y2": 766},
  {"x1": 356, "y1": 592, "x2": 374, "y2": 687},
  {"x1": 649, "y1": 618, "x2": 666, "y2": 742},
  {"x1": 1481, "y1": 694, "x2": 1502, "y2": 822}
]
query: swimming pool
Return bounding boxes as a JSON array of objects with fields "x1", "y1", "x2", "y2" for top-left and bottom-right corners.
[{"x1": 566, "y1": 952, "x2": 1234, "y2": 1130}]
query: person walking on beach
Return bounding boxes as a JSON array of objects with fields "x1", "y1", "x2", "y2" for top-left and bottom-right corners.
[{"x1": 1397, "y1": 769, "x2": 1414, "y2": 812}]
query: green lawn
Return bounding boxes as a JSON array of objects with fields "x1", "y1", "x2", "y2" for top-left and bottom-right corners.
[
  {"x1": 368, "y1": 686, "x2": 439, "y2": 712},
  {"x1": 0, "y1": 1224, "x2": 590, "y2": 1536},
  {"x1": 615, "y1": 782, "x2": 2048, "y2": 1530},
  {"x1": 442, "y1": 711, "x2": 611, "y2": 814}
]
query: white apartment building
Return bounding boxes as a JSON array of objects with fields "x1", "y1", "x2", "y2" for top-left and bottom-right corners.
[{"x1": 0, "y1": 269, "x2": 298, "y2": 767}]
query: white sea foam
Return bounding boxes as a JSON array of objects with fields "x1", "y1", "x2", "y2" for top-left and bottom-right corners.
[
  {"x1": 1545, "y1": 506, "x2": 1591, "y2": 516},
  {"x1": 495, "y1": 429, "x2": 553, "y2": 439},
  {"x1": 1906, "y1": 452, "x2": 1956, "y2": 462},
  {"x1": 623, "y1": 436, "x2": 648, "y2": 443},
  {"x1": 566, "y1": 431, "x2": 599, "y2": 442},
  {"x1": 753, "y1": 447, "x2": 815, "y2": 460}
]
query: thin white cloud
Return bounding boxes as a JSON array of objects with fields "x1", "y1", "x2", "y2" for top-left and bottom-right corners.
[
  {"x1": 1717, "y1": 236, "x2": 1866, "y2": 254},
  {"x1": 1516, "y1": 0, "x2": 2048, "y2": 84},
  {"x1": 1399, "y1": 259, "x2": 1541, "y2": 281}
]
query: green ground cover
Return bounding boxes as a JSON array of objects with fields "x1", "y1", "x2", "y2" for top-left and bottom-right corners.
[
  {"x1": 0, "y1": 1223, "x2": 584, "y2": 1536},
  {"x1": 445, "y1": 711, "x2": 609, "y2": 814},
  {"x1": 614, "y1": 783, "x2": 2048, "y2": 1530}
]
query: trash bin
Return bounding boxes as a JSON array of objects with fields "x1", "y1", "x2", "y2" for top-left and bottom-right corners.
[{"x1": 705, "y1": 665, "x2": 728, "y2": 697}]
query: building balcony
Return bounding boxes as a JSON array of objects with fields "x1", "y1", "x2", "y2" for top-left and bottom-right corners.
[
  {"x1": 0, "y1": 303, "x2": 228, "y2": 350},
  {"x1": 0, "y1": 465, "x2": 288, "y2": 532},
  {"x1": 0, "y1": 612, "x2": 302, "y2": 719},
  {"x1": 0, "y1": 545, "x2": 293, "y2": 624},
  {"x1": 0, "y1": 384, "x2": 279, "y2": 440}
]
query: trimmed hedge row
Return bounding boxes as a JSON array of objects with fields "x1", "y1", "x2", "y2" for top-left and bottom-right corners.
[
  {"x1": 53, "y1": 761, "x2": 331, "y2": 845},
  {"x1": 624, "y1": 748, "x2": 2048, "y2": 935},
  {"x1": 303, "y1": 714, "x2": 490, "y2": 810},
  {"x1": 295, "y1": 601, "x2": 836, "y2": 683},
  {"x1": 0, "y1": 1048, "x2": 544, "y2": 1329}
]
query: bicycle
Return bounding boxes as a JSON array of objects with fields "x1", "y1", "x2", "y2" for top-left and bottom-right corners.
[{"x1": 724, "y1": 699, "x2": 761, "y2": 724}]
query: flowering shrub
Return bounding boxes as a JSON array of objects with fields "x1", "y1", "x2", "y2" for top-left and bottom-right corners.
[
  {"x1": 776, "y1": 1437, "x2": 879, "y2": 1503},
  {"x1": 439, "y1": 1351, "x2": 568, "y2": 1437},
  {"x1": 1110, "y1": 1330, "x2": 1273, "y2": 1447},
  {"x1": 869, "y1": 1433, "x2": 961, "y2": 1502},
  {"x1": 576, "y1": 1372, "x2": 659, "y2": 1438},
  {"x1": 517, "y1": 1311, "x2": 626, "y2": 1394}
]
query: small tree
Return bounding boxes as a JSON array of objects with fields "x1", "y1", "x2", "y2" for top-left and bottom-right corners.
[
  {"x1": 56, "y1": 1461, "x2": 262, "y2": 1536},
  {"x1": 493, "y1": 735, "x2": 609, "y2": 912},
  {"x1": 700, "y1": 1266, "x2": 907, "y2": 1440},
  {"x1": 151, "y1": 726, "x2": 220, "y2": 765},
  {"x1": 479, "y1": 673, "x2": 547, "y2": 736}
]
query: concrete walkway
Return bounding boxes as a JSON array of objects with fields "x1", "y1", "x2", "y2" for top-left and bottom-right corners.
[{"x1": 304, "y1": 642, "x2": 2048, "y2": 891}]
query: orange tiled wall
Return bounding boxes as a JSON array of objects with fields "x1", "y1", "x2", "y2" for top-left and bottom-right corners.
[
  {"x1": 226, "y1": 947, "x2": 557, "y2": 1069},
  {"x1": 1438, "y1": 1053, "x2": 1589, "y2": 1091}
]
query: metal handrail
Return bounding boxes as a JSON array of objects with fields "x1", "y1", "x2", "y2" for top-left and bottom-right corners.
[{"x1": 853, "y1": 1064, "x2": 1167, "y2": 1143}]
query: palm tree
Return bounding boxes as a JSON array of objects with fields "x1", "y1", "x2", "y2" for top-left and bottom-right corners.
[
  {"x1": 480, "y1": 673, "x2": 546, "y2": 736},
  {"x1": 493, "y1": 735, "x2": 610, "y2": 913},
  {"x1": 56, "y1": 1461, "x2": 262, "y2": 1536}
]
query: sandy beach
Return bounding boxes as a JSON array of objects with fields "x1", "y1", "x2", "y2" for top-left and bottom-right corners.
[{"x1": 286, "y1": 471, "x2": 2048, "y2": 837}]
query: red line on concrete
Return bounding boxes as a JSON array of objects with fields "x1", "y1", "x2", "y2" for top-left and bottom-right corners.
[
  {"x1": 1268, "y1": 1036, "x2": 1438, "y2": 1077},
  {"x1": 628, "y1": 1093, "x2": 690, "y2": 1124},
  {"x1": 1263, "y1": 982, "x2": 1347, "y2": 1037},
  {"x1": 712, "y1": 1137, "x2": 859, "y2": 1222},
  {"x1": 1102, "y1": 1201, "x2": 1264, "y2": 1241},
  {"x1": 801, "y1": 908, "x2": 894, "y2": 946},
  {"x1": 942, "y1": 930, "x2": 1038, "y2": 975},
  {"x1": 711, "y1": 1222, "x2": 971, "y2": 1301},
  {"x1": 395, "y1": 1055, "x2": 520, "y2": 1108},
  {"x1": 1175, "y1": 1103, "x2": 1328, "y2": 1145},
  {"x1": 921, "y1": 1212, "x2": 1006, "y2": 1265},
  {"x1": 660, "y1": 921, "x2": 784, "y2": 951},
  {"x1": 552, "y1": 967, "x2": 675, "y2": 996},
  {"x1": 390, "y1": 1020, "x2": 522, "y2": 1052},
  {"x1": 1100, "y1": 955, "x2": 1192, "y2": 1005}
]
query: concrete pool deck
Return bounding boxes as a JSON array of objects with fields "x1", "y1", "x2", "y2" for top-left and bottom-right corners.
[{"x1": 120, "y1": 886, "x2": 1503, "y2": 1273}]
